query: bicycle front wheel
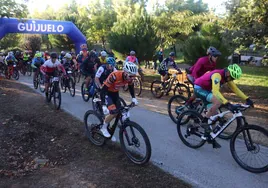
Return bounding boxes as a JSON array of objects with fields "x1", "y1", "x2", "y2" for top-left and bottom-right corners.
[
  {"x1": 119, "y1": 121, "x2": 151, "y2": 165},
  {"x1": 39, "y1": 74, "x2": 45, "y2": 93},
  {"x1": 230, "y1": 125, "x2": 268, "y2": 173},
  {"x1": 134, "y1": 77, "x2": 142, "y2": 96},
  {"x1": 69, "y1": 77, "x2": 75, "y2": 97},
  {"x1": 53, "y1": 83, "x2": 61, "y2": 110},
  {"x1": 173, "y1": 83, "x2": 191, "y2": 99},
  {"x1": 150, "y1": 80, "x2": 164, "y2": 98},
  {"x1": 81, "y1": 82, "x2": 90, "y2": 102},
  {"x1": 168, "y1": 95, "x2": 188, "y2": 124}
]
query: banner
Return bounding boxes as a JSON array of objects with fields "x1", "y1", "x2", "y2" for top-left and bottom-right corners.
[{"x1": 0, "y1": 18, "x2": 87, "y2": 54}]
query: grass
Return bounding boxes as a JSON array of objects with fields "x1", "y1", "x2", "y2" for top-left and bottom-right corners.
[{"x1": 238, "y1": 66, "x2": 268, "y2": 88}]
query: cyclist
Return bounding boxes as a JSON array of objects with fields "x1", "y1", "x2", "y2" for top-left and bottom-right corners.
[
  {"x1": 31, "y1": 52, "x2": 45, "y2": 81},
  {"x1": 4, "y1": 52, "x2": 17, "y2": 77},
  {"x1": 40, "y1": 52, "x2": 66, "y2": 98},
  {"x1": 99, "y1": 51, "x2": 107, "y2": 65},
  {"x1": 77, "y1": 46, "x2": 89, "y2": 72},
  {"x1": 158, "y1": 52, "x2": 182, "y2": 85},
  {"x1": 80, "y1": 51, "x2": 98, "y2": 93},
  {"x1": 95, "y1": 57, "x2": 117, "y2": 89},
  {"x1": 99, "y1": 62, "x2": 138, "y2": 137},
  {"x1": 59, "y1": 51, "x2": 66, "y2": 63},
  {"x1": 22, "y1": 51, "x2": 31, "y2": 65},
  {"x1": 0, "y1": 52, "x2": 5, "y2": 71},
  {"x1": 15, "y1": 51, "x2": 23, "y2": 62},
  {"x1": 125, "y1": 50, "x2": 139, "y2": 65},
  {"x1": 194, "y1": 64, "x2": 254, "y2": 148},
  {"x1": 187, "y1": 46, "x2": 221, "y2": 84},
  {"x1": 44, "y1": 51, "x2": 50, "y2": 61}
]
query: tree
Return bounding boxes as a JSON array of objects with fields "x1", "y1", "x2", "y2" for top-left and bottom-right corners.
[
  {"x1": 0, "y1": 34, "x2": 22, "y2": 50},
  {"x1": 0, "y1": 0, "x2": 28, "y2": 18},
  {"x1": 22, "y1": 35, "x2": 42, "y2": 54},
  {"x1": 109, "y1": 4, "x2": 160, "y2": 61}
]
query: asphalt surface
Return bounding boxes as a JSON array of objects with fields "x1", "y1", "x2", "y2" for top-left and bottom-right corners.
[{"x1": 18, "y1": 75, "x2": 268, "y2": 188}]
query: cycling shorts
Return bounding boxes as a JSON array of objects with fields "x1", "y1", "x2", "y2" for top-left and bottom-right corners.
[
  {"x1": 194, "y1": 85, "x2": 213, "y2": 103},
  {"x1": 158, "y1": 69, "x2": 168, "y2": 76},
  {"x1": 105, "y1": 91, "x2": 122, "y2": 114}
]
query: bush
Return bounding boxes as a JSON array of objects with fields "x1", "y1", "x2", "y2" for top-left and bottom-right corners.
[{"x1": 182, "y1": 35, "x2": 231, "y2": 68}]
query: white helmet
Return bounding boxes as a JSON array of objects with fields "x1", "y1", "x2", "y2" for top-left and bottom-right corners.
[
  {"x1": 123, "y1": 61, "x2": 138, "y2": 75},
  {"x1": 101, "y1": 51, "x2": 107, "y2": 57},
  {"x1": 65, "y1": 53, "x2": 72, "y2": 59}
]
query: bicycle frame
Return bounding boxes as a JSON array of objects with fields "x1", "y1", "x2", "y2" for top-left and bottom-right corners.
[
  {"x1": 209, "y1": 107, "x2": 248, "y2": 139},
  {"x1": 165, "y1": 74, "x2": 177, "y2": 92}
]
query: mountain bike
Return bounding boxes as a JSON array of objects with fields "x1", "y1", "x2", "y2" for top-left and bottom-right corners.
[
  {"x1": 26, "y1": 61, "x2": 32, "y2": 76},
  {"x1": 177, "y1": 104, "x2": 268, "y2": 173},
  {"x1": 33, "y1": 68, "x2": 45, "y2": 93},
  {"x1": 84, "y1": 103, "x2": 152, "y2": 165},
  {"x1": 81, "y1": 78, "x2": 95, "y2": 102},
  {"x1": 46, "y1": 75, "x2": 61, "y2": 110},
  {"x1": 5, "y1": 63, "x2": 19, "y2": 80},
  {"x1": 60, "y1": 69, "x2": 75, "y2": 97},
  {"x1": 168, "y1": 95, "x2": 237, "y2": 140},
  {"x1": 151, "y1": 71, "x2": 190, "y2": 99},
  {"x1": 123, "y1": 76, "x2": 142, "y2": 96}
]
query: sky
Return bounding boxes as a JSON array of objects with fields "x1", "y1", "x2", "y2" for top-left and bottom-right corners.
[{"x1": 23, "y1": 0, "x2": 226, "y2": 15}]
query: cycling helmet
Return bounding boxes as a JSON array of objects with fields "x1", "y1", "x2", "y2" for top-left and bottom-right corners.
[
  {"x1": 50, "y1": 52, "x2": 58, "y2": 59},
  {"x1": 64, "y1": 53, "x2": 72, "y2": 59},
  {"x1": 227, "y1": 64, "x2": 242, "y2": 80},
  {"x1": 79, "y1": 51, "x2": 83, "y2": 55},
  {"x1": 8, "y1": 52, "x2": 13, "y2": 56},
  {"x1": 107, "y1": 57, "x2": 116, "y2": 67},
  {"x1": 35, "y1": 52, "x2": 42, "y2": 58},
  {"x1": 123, "y1": 61, "x2": 138, "y2": 75},
  {"x1": 101, "y1": 51, "x2": 107, "y2": 57},
  {"x1": 169, "y1": 52, "x2": 175, "y2": 57},
  {"x1": 207, "y1": 46, "x2": 221, "y2": 57},
  {"x1": 61, "y1": 51, "x2": 66, "y2": 55},
  {"x1": 130, "y1": 50, "x2": 136, "y2": 55}
]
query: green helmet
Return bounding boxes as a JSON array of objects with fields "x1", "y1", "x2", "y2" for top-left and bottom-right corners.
[
  {"x1": 35, "y1": 52, "x2": 42, "y2": 58},
  {"x1": 227, "y1": 64, "x2": 242, "y2": 80}
]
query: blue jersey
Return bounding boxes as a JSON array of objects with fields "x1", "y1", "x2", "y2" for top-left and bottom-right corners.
[{"x1": 32, "y1": 57, "x2": 45, "y2": 66}]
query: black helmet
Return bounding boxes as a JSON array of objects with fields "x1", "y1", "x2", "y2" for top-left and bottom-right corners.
[
  {"x1": 169, "y1": 52, "x2": 175, "y2": 57},
  {"x1": 207, "y1": 46, "x2": 221, "y2": 57},
  {"x1": 50, "y1": 52, "x2": 58, "y2": 59}
]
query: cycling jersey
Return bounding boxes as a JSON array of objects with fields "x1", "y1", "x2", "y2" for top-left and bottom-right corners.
[
  {"x1": 40, "y1": 59, "x2": 65, "y2": 74},
  {"x1": 80, "y1": 57, "x2": 96, "y2": 76},
  {"x1": 125, "y1": 56, "x2": 138, "y2": 64},
  {"x1": 23, "y1": 54, "x2": 30, "y2": 61},
  {"x1": 194, "y1": 69, "x2": 248, "y2": 104},
  {"x1": 158, "y1": 57, "x2": 179, "y2": 72},
  {"x1": 103, "y1": 71, "x2": 133, "y2": 92},
  {"x1": 5, "y1": 56, "x2": 16, "y2": 65},
  {"x1": 77, "y1": 54, "x2": 88, "y2": 64},
  {"x1": 99, "y1": 57, "x2": 107, "y2": 64},
  {"x1": 31, "y1": 57, "x2": 45, "y2": 68},
  {"x1": 95, "y1": 64, "x2": 116, "y2": 84},
  {"x1": 190, "y1": 56, "x2": 216, "y2": 79}
]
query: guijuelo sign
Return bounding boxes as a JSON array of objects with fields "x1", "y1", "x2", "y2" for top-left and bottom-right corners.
[
  {"x1": 0, "y1": 17, "x2": 87, "y2": 54},
  {"x1": 17, "y1": 21, "x2": 64, "y2": 33}
]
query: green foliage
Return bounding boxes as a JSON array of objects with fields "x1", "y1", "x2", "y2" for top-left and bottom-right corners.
[
  {"x1": 0, "y1": 34, "x2": 22, "y2": 49},
  {"x1": 182, "y1": 35, "x2": 230, "y2": 68},
  {"x1": 109, "y1": 5, "x2": 160, "y2": 61},
  {"x1": 21, "y1": 34, "x2": 42, "y2": 54},
  {"x1": 0, "y1": 0, "x2": 28, "y2": 18}
]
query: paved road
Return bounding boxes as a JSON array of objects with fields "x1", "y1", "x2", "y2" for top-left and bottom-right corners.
[{"x1": 18, "y1": 75, "x2": 268, "y2": 188}]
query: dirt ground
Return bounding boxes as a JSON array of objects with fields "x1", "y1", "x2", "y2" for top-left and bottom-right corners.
[{"x1": 0, "y1": 79, "x2": 190, "y2": 188}]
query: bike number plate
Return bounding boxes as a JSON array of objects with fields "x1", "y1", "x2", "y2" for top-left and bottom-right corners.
[{"x1": 52, "y1": 77, "x2": 59, "y2": 82}]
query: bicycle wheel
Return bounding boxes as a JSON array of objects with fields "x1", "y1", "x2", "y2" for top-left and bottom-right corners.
[
  {"x1": 230, "y1": 125, "x2": 268, "y2": 173},
  {"x1": 150, "y1": 80, "x2": 164, "y2": 98},
  {"x1": 173, "y1": 83, "x2": 191, "y2": 99},
  {"x1": 68, "y1": 77, "x2": 75, "y2": 97},
  {"x1": 119, "y1": 121, "x2": 151, "y2": 165},
  {"x1": 33, "y1": 74, "x2": 39, "y2": 89},
  {"x1": 168, "y1": 95, "x2": 188, "y2": 124},
  {"x1": 218, "y1": 106, "x2": 239, "y2": 140},
  {"x1": 81, "y1": 82, "x2": 90, "y2": 102},
  {"x1": 134, "y1": 77, "x2": 142, "y2": 96},
  {"x1": 177, "y1": 110, "x2": 206, "y2": 149},
  {"x1": 27, "y1": 64, "x2": 32, "y2": 76},
  {"x1": 60, "y1": 77, "x2": 66, "y2": 93},
  {"x1": 12, "y1": 69, "x2": 19, "y2": 80},
  {"x1": 53, "y1": 83, "x2": 61, "y2": 110},
  {"x1": 84, "y1": 110, "x2": 105, "y2": 146},
  {"x1": 77, "y1": 72, "x2": 81, "y2": 83},
  {"x1": 46, "y1": 85, "x2": 53, "y2": 102},
  {"x1": 39, "y1": 74, "x2": 45, "y2": 93}
]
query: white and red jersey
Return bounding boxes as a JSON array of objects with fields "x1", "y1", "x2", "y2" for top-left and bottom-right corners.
[{"x1": 41, "y1": 59, "x2": 66, "y2": 74}]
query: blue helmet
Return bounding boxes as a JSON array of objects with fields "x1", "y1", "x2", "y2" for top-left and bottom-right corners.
[{"x1": 107, "y1": 57, "x2": 116, "y2": 67}]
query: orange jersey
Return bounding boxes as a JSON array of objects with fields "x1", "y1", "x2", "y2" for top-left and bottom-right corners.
[{"x1": 103, "y1": 71, "x2": 133, "y2": 92}]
